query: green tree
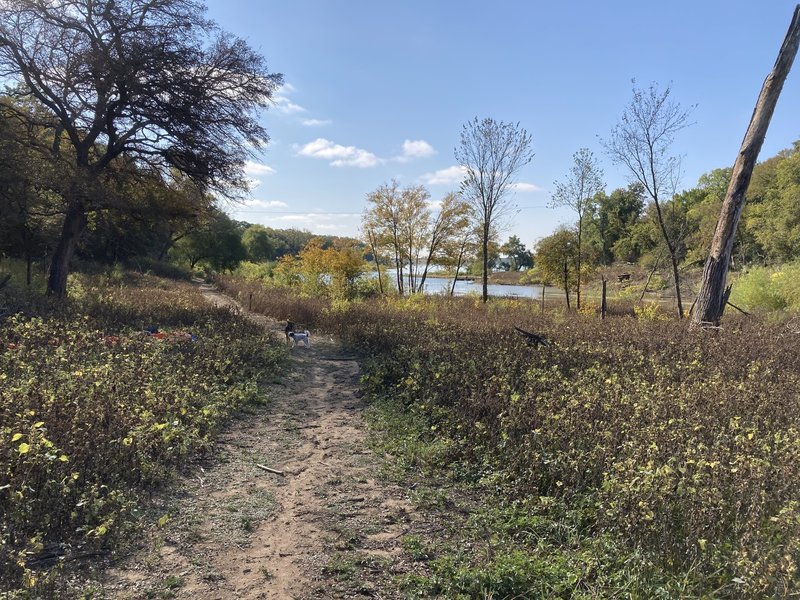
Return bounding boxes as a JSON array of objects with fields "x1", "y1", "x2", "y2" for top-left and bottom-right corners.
[
  {"x1": 534, "y1": 228, "x2": 579, "y2": 308},
  {"x1": 745, "y1": 141, "x2": 800, "y2": 263},
  {"x1": 171, "y1": 210, "x2": 245, "y2": 272},
  {"x1": 0, "y1": 103, "x2": 63, "y2": 284},
  {"x1": 591, "y1": 184, "x2": 645, "y2": 264},
  {"x1": 242, "y1": 225, "x2": 277, "y2": 262},
  {"x1": 500, "y1": 235, "x2": 533, "y2": 271},
  {"x1": 0, "y1": 0, "x2": 281, "y2": 296}
]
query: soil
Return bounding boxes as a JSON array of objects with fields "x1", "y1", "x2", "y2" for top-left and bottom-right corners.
[{"x1": 93, "y1": 285, "x2": 416, "y2": 599}]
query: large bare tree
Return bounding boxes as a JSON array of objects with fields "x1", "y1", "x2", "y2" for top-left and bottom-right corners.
[
  {"x1": 603, "y1": 83, "x2": 693, "y2": 317},
  {"x1": 455, "y1": 117, "x2": 534, "y2": 302},
  {"x1": 0, "y1": 0, "x2": 281, "y2": 296},
  {"x1": 692, "y1": 5, "x2": 800, "y2": 327},
  {"x1": 550, "y1": 147, "x2": 604, "y2": 310}
]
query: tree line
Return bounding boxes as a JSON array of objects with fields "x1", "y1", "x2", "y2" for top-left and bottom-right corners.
[{"x1": 534, "y1": 139, "x2": 800, "y2": 310}]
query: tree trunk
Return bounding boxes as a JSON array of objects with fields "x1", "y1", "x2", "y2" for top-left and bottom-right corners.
[
  {"x1": 668, "y1": 247, "x2": 684, "y2": 318},
  {"x1": 693, "y1": 5, "x2": 800, "y2": 327},
  {"x1": 541, "y1": 283, "x2": 545, "y2": 313},
  {"x1": 601, "y1": 277, "x2": 607, "y2": 319},
  {"x1": 451, "y1": 236, "x2": 468, "y2": 297},
  {"x1": 47, "y1": 201, "x2": 87, "y2": 297},
  {"x1": 576, "y1": 221, "x2": 582, "y2": 311},
  {"x1": 563, "y1": 259, "x2": 571, "y2": 310},
  {"x1": 651, "y1": 201, "x2": 684, "y2": 318},
  {"x1": 482, "y1": 226, "x2": 489, "y2": 303},
  {"x1": 367, "y1": 230, "x2": 384, "y2": 295}
]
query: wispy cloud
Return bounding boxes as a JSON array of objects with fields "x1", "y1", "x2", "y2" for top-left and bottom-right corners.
[
  {"x1": 420, "y1": 165, "x2": 467, "y2": 186},
  {"x1": 300, "y1": 118, "x2": 332, "y2": 127},
  {"x1": 242, "y1": 199, "x2": 289, "y2": 209},
  {"x1": 297, "y1": 138, "x2": 381, "y2": 168},
  {"x1": 509, "y1": 182, "x2": 542, "y2": 193},
  {"x1": 398, "y1": 139, "x2": 436, "y2": 161},
  {"x1": 244, "y1": 161, "x2": 276, "y2": 176},
  {"x1": 274, "y1": 96, "x2": 305, "y2": 114},
  {"x1": 272, "y1": 82, "x2": 306, "y2": 114}
]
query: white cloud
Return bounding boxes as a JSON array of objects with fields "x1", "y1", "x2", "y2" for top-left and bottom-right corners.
[
  {"x1": 510, "y1": 182, "x2": 543, "y2": 193},
  {"x1": 273, "y1": 82, "x2": 306, "y2": 114},
  {"x1": 420, "y1": 165, "x2": 467, "y2": 186},
  {"x1": 244, "y1": 161, "x2": 276, "y2": 176},
  {"x1": 274, "y1": 95, "x2": 305, "y2": 114},
  {"x1": 237, "y1": 211, "x2": 361, "y2": 237},
  {"x1": 297, "y1": 138, "x2": 381, "y2": 168},
  {"x1": 400, "y1": 139, "x2": 436, "y2": 160},
  {"x1": 243, "y1": 199, "x2": 289, "y2": 209},
  {"x1": 300, "y1": 118, "x2": 332, "y2": 127}
]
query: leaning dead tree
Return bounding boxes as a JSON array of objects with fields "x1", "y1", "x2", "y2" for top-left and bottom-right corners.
[{"x1": 692, "y1": 5, "x2": 800, "y2": 327}]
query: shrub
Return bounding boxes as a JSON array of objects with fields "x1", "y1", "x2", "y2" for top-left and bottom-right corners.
[{"x1": 731, "y1": 262, "x2": 800, "y2": 313}]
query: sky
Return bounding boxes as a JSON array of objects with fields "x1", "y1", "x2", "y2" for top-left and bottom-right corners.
[{"x1": 204, "y1": 0, "x2": 800, "y2": 249}]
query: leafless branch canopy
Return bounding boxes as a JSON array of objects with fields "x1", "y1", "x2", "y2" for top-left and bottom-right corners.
[
  {"x1": 455, "y1": 117, "x2": 534, "y2": 229},
  {"x1": 602, "y1": 82, "x2": 693, "y2": 205},
  {"x1": 454, "y1": 117, "x2": 533, "y2": 301},
  {"x1": 550, "y1": 147, "x2": 604, "y2": 222}
]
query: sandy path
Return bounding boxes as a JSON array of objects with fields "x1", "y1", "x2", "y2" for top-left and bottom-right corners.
[{"x1": 99, "y1": 286, "x2": 413, "y2": 599}]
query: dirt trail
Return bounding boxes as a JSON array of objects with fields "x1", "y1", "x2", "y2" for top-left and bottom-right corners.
[{"x1": 99, "y1": 286, "x2": 414, "y2": 599}]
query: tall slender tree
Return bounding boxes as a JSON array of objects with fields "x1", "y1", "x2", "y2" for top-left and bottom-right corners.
[
  {"x1": 603, "y1": 82, "x2": 694, "y2": 318},
  {"x1": 455, "y1": 117, "x2": 534, "y2": 302},
  {"x1": 0, "y1": 0, "x2": 281, "y2": 296},
  {"x1": 550, "y1": 148, "x2": 604, "y2": 310}
]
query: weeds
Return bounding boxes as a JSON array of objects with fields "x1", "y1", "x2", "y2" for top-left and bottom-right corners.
[
  {"x1": 219, "y1": 276, "x2": 800, "y2": 597},
  {"x1": 0, "y1": 272, "x2": 284, "y2": 594}
]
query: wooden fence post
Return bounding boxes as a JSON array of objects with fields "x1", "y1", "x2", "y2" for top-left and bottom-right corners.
[{"x1": 601, "y1": 277, "x2": 607, "y2": 320}]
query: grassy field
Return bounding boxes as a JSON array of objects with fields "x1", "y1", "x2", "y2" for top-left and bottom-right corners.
[
  {"x1": 0, "y1": 270, "x2": 285, "y2": 596},
  {"x1": 219, "y1": 276, "x2": 800, "y2": 598}
]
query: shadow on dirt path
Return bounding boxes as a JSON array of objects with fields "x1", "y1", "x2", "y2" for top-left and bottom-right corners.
[{"x1": 98, "y1": 284, "x2": 415, "y2": 599}]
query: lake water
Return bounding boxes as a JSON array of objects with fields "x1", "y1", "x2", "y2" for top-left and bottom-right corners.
[{"x1": 377, "y1": 272, "x2": 556, "y2": 299}]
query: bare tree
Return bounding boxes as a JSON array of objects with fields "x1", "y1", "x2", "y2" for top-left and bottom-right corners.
[
  {"x1": 0, "y1": 0, "x2": 281, "y2": 296},
  {"x1": 693, "y1": 5, "x2": 800, "y2": 327},
  {"x1": 603, "y1": 82, "x2": 694, "y2": 317},
  {"x1": 550, "y1": 147, "x2": 604, "y2": 310},
  {"x1": 455, "y1": 117, "x2": 534, "y2": 302}
]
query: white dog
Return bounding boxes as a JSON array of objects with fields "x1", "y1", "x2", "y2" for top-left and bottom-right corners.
[{"x1": 288, "y1": 330, "x2": 311, "y2": 348}]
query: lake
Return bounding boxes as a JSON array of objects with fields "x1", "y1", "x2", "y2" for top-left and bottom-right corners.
[{"x1": 375, "y1": 272, "x2": 560, "y2": 300}]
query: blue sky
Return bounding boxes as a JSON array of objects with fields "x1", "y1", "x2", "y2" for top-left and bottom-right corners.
[{"x1": 205, "y1": 1, "x2": 800, "y2": 249}]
